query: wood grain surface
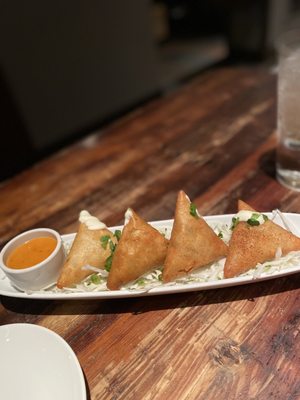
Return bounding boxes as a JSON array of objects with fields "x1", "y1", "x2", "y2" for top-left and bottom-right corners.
[{"x1": 1, "y1": 66, "x2": 300, "y2": 400}]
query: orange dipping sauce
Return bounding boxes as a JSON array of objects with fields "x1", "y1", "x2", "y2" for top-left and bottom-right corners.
[{"x1": 6, "y1": 237, "x2": 57, "y2": 269}]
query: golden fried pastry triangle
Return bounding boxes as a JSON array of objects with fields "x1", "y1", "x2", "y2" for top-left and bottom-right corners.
[
  {"x1": 57, "y1": 211, "x2": 116, "y2": 288},
  {"x1": 224, "y1": 200, "x2": 300, "y2": 278},
  {"x1": 162, "y1": 191, "x2": 228, "y2": 283},
  {"x1": 107, "y1": 209, "x2": 169, "y2": 290},
  {"x1": 238, "y1": 199, "x2": 255, "y2": 212}
]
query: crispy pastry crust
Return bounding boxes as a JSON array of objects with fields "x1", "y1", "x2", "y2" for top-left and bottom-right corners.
[
  {"x1": 57, "y1": 223, "x2": 115, "y2": 288},
  {"x1": 162, "y1": 191, "x2": 228, "y2": 283},
  {"x1": 107, "y1": 209, "x2": 169, "y2": 290},
  {"x1": 224, "y1": 201, "x2": 300, "y2": 278}
]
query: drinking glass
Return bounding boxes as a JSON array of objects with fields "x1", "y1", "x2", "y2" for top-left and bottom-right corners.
[{"x1": 277, "y1": 29, "x2": 300, "y2": 191}]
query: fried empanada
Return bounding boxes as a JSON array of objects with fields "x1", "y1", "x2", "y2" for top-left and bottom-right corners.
[
  {"x1": 162, "y1": 191, "x2": 228, "y2": 283},
  {"x1": 106, "y1": 209, "x2": 169, "y2": 290},
  {"x1": 224, "y1": 201, "x2": 300, "y2": 278},
  {"x1": 57, "y1": 211, "x2": 115, "y2": 288}
]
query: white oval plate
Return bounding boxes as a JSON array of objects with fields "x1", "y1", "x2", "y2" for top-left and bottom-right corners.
[
  {"x1": 0, "y1": 212, "x2": 300, "y2": 300},
  {"x1": 0, "y1": 324, "x2": 86, "y2": 400}
]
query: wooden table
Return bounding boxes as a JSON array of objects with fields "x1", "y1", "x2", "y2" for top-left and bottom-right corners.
[{"x1": 1, "y1": 66, "x2": 300, "y2": 400}]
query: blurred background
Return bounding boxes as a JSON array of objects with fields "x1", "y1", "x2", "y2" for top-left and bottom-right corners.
[{"x1": 0, "y1": 0, "x2": 299, "y2": 181}]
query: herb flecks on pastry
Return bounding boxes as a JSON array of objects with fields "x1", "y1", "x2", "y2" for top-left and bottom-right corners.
[
  {"x1": 162, "y1": 191, "x2": 228, "y2": 283},
  {"x1": 224, "y1": 200, "x2": 300, "y2": 278},
  {"x1": 57, "y1": 211, "x2": 116, "y2": 288},
  {"x1": 106, "y1": 209, "x2": 169, "y2": 290}
]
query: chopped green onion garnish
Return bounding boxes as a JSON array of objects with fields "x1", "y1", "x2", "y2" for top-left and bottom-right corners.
[
  {"x1": 218, "y1": 232, "x2": 223, "y2": 239},
  {"x1": 251, "y1": 213, "x2": 260, "y2": 220},
  {"x1": 100, "y1": 235, "x2": 110, "y2": 249},
  {"x1": 247, "y1": 218, "x2": 260, "y2": 226},
  {"x1": 136, "y1": 278, "x2": 146, "y2": 286},
  {"x1": 105, "y1": 254, "x2": 113, "y2": 272},
  {"x1": 190, "y1": 203, "x2": 199, "y2": 219},
  {"x1": 90, "y1": 274, "x2": 101, "y2": 285},
  {"x1": 114, "y1": 230, "x2": 122, "y2": 241},
  {"x1": 231, "y1": 217, "x2": 239, "y2": 230},
  {"x1": 109, "y1": 240, "x2": 116, "y2": 252}
]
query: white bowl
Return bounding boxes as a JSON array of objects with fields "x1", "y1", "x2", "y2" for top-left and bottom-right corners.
[{"x1": 0, "y1": 228, "x2": 65, "y2": 291}]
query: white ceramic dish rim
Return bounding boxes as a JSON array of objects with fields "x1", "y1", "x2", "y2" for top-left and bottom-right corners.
[
  {"x1": 0, "y1": 323, "x2": 86, "y2": 400},
  {"x1": 0, "y1": 212, "x2": 300, "y2": 300}
]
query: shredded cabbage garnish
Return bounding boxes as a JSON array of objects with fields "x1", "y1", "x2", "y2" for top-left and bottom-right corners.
[
  {"x1": 35, "y1": 219, "x2": 300, "y2": 294},
  {"x1": 240, "y1": 251, "x2": 300, "y2": 279}
]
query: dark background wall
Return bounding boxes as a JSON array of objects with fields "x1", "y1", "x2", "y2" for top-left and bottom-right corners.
[
  {"x1": 0, "y1": 0, "x2": 297, "y2": 181},
  {"x1": 0, "y1": 1, "x2": 159, "y2": 153}
]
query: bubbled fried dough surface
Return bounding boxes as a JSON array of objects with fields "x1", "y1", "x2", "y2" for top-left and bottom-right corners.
[
  {"x1": 57, "y1": 223, "x2": 116, "y2": 288},
  {"x1": 224, "y1": 204, "x2": 300, "y2": 278},
  {"x1": 107, "y1": 210, "x2": 169, "y2": 290},
  {"x1": 162, "y1": 191, "x2": 228, "y2": 283}
]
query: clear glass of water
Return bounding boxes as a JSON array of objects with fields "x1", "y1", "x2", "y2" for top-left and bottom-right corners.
[{"x1": 277, "y1": 29, "x2": 300, "y2": 191}]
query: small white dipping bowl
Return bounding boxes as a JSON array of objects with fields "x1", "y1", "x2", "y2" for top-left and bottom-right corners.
[{"x1": 0, "y1": 228, "x2": 65, "y2": 291}]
